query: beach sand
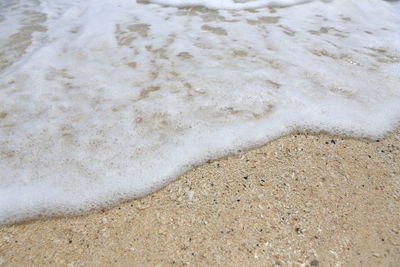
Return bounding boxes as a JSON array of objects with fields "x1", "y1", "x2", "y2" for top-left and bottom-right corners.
[{"x1": 0, "y1": 129, "x2": 399, "y2": 266}]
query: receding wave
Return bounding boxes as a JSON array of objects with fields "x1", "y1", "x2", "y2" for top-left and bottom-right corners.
[{"x1": 0, "y1": 0, "x2": 400, "y2": 224}]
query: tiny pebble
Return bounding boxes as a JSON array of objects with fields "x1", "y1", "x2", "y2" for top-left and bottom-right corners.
[{"x1": 188, "y1": 191, "x2": 194, "y2": 200}]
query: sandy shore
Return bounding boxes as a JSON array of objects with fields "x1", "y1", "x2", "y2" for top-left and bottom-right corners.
[{"x1": 0, "y1": 129, "x2": 399, "y2": 266}]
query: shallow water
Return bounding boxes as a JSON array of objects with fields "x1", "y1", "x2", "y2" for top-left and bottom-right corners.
[{"x1": 0, "y1": 0, "x2": 400, "y2": 224}]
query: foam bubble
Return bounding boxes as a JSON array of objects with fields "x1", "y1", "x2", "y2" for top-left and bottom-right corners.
[{"x1": 0, "y1": 0, "x2": 400, "y2": 224}]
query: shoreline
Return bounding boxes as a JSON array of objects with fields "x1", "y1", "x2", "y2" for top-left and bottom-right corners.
[
  {"x1": 1, "y1": 128, "x2": 399, "y2": 266},
  {"x1": 3, "y1": 128, "x2": 393, "y2": 227}
]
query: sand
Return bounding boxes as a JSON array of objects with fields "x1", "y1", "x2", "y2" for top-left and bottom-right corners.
[{"x1": 0, "y1": 129, "x2": 399, "y2": 266}]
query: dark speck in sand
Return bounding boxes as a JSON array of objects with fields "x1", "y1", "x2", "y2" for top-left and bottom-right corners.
[
  {"x1": 243, "y1": 176, "x2": 248, "y2": 180},
  {"x1": 331, "y1": 139, "x2": 336, "y2": 144},
  {"x1": 310, "y1": 259, "x2": 320, "y2": 266}
]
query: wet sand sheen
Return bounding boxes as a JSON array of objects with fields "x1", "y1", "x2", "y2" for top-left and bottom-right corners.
[{"x1": 0, "y1": 128, "x2": 399, "y2": 266}]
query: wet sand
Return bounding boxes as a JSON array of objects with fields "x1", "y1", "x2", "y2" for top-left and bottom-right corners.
[{"x1": 0, "y1": 129, "x2": 399, "y2": 266}]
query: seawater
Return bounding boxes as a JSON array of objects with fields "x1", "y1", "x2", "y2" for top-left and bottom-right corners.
[{"x1": 0, "y1": 0, "x2": 399, "y2": 225}]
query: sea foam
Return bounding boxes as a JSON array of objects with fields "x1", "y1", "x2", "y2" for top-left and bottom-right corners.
[
  {"x1": 0, "y1": 0, "x2": 399, "y2": 224},
  {"x1": 145, "y1": 0, "x2": 321, "y2": 9}
]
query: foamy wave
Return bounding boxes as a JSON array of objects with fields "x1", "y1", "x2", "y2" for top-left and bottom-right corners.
[
  {"x1": 0, "y1": 0, "x2": 400, "y2": 224},
  {"x1": 145, "y1": 0, "x2": 321, "y2": 9}
]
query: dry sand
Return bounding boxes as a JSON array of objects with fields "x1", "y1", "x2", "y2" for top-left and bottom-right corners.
[{"x1": 0, "y1": 128, "x2": 399, "y2": 266}]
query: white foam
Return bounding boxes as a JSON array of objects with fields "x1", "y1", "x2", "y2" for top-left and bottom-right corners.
[
  {"x1": 146, "y1": 0, "x2": 320, "y2": 9},
  {"x1": 0, "y1": 0, "x2": 400, "y2": 224}
]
